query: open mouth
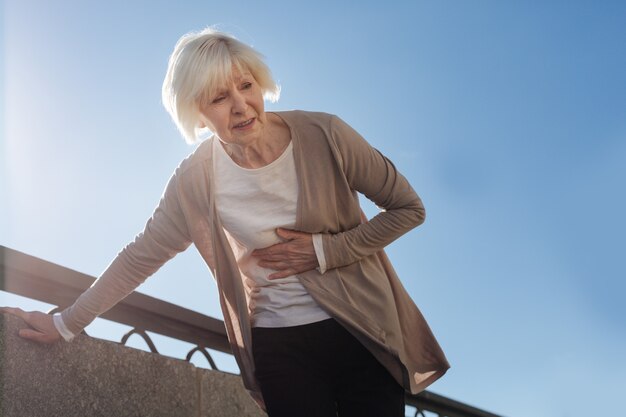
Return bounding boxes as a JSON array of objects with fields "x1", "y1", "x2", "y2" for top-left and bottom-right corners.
[{"x1": 234, "y1": 118, "x2": 254, "y2": 129}]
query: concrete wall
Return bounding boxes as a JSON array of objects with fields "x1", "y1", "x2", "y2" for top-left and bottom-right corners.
[{"x1": 0, "y1": 313, "x2": 266, "y2": 417}]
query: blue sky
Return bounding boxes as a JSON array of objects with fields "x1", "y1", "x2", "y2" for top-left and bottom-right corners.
[{"x1": 2, "y1": 1, "x2": 625, "y2": 416}]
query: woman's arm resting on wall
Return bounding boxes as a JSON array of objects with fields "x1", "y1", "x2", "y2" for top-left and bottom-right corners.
[{"x1": 59, "y1": 167, "x2": 193, "y2": 336}]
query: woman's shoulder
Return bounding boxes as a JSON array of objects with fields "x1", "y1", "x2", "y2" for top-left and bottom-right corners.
[
  {"x1": 274, "y1": 110, "x2": 336, "y2": 127},
  {"x1": 275, "y1": 111, "x2": 361, "y2": 146},
  {"x1": 171, "y1": 136, "x2": 215, "y2": 179}
]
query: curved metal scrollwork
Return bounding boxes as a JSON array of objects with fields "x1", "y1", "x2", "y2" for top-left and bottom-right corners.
[
  {"x1": 120, "y1": 328, "x2": 159, "y2": 354},
  {"x1": 185, "y1": 346, "x2": 219, "y2": 370},
  {"x1": 412, "y1": 407, "x2": 429, "y2": 417}
]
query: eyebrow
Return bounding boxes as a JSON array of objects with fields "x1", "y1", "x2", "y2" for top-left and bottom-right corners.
[
  {"x1": 203, "y1": 71, "x2": 253, "y2": 102},
  {"x1": 233, "y1": 71, "x2": 253, "y2": 82}
]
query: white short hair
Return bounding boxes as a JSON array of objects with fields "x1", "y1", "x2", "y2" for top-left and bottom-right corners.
[{"x1": 162, "y1": 28, "x2": 280, "y2": 143}]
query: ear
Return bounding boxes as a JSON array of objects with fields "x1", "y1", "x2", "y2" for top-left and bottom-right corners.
[{"x1": 197, "y1": 115, "x2": 211, "y2": 130}]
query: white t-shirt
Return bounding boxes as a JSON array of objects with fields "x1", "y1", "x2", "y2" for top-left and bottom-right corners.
[
  {"x1": 212, "y1": 138, "x2": 330, "y2": 328},
  {"x1": 51, "y1": 137, "x2": 331, "y2": 341}
]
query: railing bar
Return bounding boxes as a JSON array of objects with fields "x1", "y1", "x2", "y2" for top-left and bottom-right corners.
[
  {"x1": 1, "y1": 246, "x2": 231, "y2": 353},
  {"x1": 406, "y1": 392, "x2": 502, "y2": 417},
  {"x1": 2, "y1": 244, "x2": 502, "y2": 417}
]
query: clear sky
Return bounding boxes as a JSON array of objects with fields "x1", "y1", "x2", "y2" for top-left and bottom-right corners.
[{"x1": 2, "y1": 1, "x2": 625, "y2": 416}]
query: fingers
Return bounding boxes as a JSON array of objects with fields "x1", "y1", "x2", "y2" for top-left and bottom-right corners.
[
  {"x1": 257, "y1": 251, "x2": 316, "y2": 277},
  {"x1": 253, "y1": 232, "x2": 312, "y2": 258},
  {"x1": 18, "y1": 328, "x2": 43, "y2": 342},
  {"x1": 18, "y1": 328, "x2": 58, "y2": 345},
  {"x1": 2, "y1": 307, "x2": 61, "y2": 344},
  {"x1": 252, "y1": 229, "x2": 305, "y2": 256},
  {"x1": 258, "y1": 260, "x2": 291, "y2": 270},
  {"x1": 263, "y1": 259, "x2": 318, "y2": 279},
  {"x1": 252, "y1": 243, "x2": 285, "y2": 259},
  {"x1": 275, "y1": 228, "x2": 304, "y2": 239},
  {"x1": 268, "y1": 269, "x2": 298, "y2": 280},
  {"x1": 258, "y1": 254, "x2": 314, "y2": 267},
  {"x1": 252, "y1": 229, "x2": 317, "y2": 278},
  {"x1": 0, "y1": 306, "x2": 29, "y2": 321}
]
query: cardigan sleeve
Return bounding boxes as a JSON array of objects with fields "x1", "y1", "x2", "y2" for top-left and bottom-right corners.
[
  {"x1": 320, "y1": 115, "x2": 425, "y2": 270},
  {"x1": 60, "y1": 166, "x2": 193, "y2": 336}
]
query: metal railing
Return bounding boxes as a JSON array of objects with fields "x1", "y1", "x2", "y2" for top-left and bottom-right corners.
[
  {"x1": 0, "y1": 245, "x2": 229, "y2": 368},
  {"x1": 0, "y1": 245, "x2": 501, "y2": 417}
]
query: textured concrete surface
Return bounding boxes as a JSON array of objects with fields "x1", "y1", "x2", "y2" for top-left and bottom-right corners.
[
  {"x1": 199, "y1": 369, "x2": 266, "y2": 417},
  {"x1": 1, "y1": 313, "x2": 265, "y2": 417}
]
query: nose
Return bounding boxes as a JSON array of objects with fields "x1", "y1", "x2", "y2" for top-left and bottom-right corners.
[{"x1": 231, "y1": 90, "x2": 248, "y2": 114}]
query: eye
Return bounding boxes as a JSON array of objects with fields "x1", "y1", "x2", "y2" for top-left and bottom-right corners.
[
  {"x1": 212, "y1": 95, "x2": 226, "y2": 104},
  {"x1": 241, "y1": 82, "x2": 252, "y2": 90}
]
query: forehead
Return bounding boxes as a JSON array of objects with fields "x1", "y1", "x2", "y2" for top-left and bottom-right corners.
[
  {"x1": 199, "y1": 63, "x2": 254, "y2": 103},
  {"x1": 208, "y1": 67, "x2": 252, "y2": 96},
  {"x1": 227, "y1": 65, "x2": 253, "y2": 82}
]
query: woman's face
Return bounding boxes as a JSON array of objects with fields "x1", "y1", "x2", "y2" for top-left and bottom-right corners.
[{"x1": 198, "y1": 67, "x2": 267, "y2": 147}]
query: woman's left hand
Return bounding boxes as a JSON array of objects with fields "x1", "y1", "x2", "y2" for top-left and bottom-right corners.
[{"x1": 252, "y1": 228, "x2": 318, "y2": 279}]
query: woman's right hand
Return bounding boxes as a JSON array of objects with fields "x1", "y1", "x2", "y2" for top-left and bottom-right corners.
[{"x1": 0, "y1": 307, "x2": 62, "y2": 344}]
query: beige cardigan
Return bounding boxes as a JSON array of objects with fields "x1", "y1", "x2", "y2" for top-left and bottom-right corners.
[{"x1": 61, "y1": 110, "x2": 449, "y2": 406}]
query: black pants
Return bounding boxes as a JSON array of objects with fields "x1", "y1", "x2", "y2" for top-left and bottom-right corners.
[{"x1": 251, "y1": 318, "x2": 405, "y2": 417}]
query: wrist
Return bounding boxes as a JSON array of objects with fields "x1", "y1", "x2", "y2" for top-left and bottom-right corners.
[{"x1": 53, "y1": 313, "x2": 76, "y2": 342}]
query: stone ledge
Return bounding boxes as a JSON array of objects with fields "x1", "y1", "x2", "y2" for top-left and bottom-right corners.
[{"x1": 0, "y1": 313, "x2": 265, "y2": 417}]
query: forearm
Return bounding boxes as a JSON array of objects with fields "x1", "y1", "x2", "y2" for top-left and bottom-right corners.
[
  {"x1": 321, "y1": 193, "x2": 424, "y2": 269},
  {"x1": 60, "y1": 168, "x2": 192, "y2": 335},
  {"x1": 322, "y1": 115, "x2": 426, "y2": 269},
  {"x1": 59, "y1": 247, "x2": 160, "y2": 335}
]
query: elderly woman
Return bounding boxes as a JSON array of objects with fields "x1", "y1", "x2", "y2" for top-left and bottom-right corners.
[{"x1": 3, "y1": 28, "x2": 449, "y2": 417}]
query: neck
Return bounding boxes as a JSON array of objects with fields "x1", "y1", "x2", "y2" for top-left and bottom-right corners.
[
  {"x1": 221, "y1": 113, "x2": 291, "y2": 169},
  {"x1": 222, "y1": 139, "x2": 289, "y2": 169}
]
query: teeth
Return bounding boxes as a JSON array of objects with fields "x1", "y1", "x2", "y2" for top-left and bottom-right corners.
[{"x1": 236, "y1": 119, "x2": 253, "y2": 128}]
